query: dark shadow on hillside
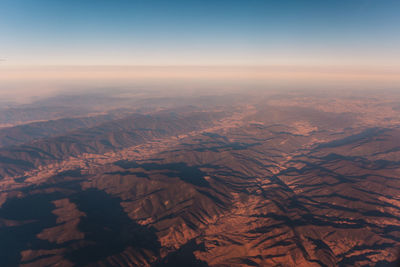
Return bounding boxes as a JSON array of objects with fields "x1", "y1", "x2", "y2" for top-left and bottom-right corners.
[
  {"x1": 153, "y1": 239, "x2": 209, "y2": 267},
  {"x1": 115, "y1": 161, "x2": 210, "y2": 187},
  {"x1": 66, "y1": 189, "x2": 160, "y2": 265},
  {"x1": 0, "y1": 193, "x2": 59, "y2": 266}
]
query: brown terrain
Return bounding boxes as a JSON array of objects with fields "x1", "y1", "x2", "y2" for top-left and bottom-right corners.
[{"x1": 0, "y1": 90, "x2": 399, "y2": 266}]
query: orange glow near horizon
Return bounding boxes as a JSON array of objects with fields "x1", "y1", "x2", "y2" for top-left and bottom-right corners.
[{"x1": 1, "y1": 65, "x2": 399, "y2": 83}]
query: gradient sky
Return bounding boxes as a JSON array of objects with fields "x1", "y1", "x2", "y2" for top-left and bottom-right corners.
[{"x1": 1, "y1": 0, "x2": 399, "y2": 67}]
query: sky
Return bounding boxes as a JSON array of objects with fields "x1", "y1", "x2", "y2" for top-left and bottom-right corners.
[
  {"x1": 0, "y1": 0, "x2": 399, "y2": 102},
  {"x1": 0, "y1": 0, "x2": 399, "y2": 67}
]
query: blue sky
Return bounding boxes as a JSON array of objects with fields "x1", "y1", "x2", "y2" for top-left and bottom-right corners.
[{"x1": 0, "y1": 0, "x2": 399, "y2": 66}]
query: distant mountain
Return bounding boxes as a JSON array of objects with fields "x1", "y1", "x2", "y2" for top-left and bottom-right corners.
[
  {"x1": 0, "y1": 106, "x2": 91, "y2": 125},
  {"x1": 0, "y1": 111, "x2": 225, "y2": 178},
  {"x1": 0, "y1": 114, "x2": 128, "y2": 148}
]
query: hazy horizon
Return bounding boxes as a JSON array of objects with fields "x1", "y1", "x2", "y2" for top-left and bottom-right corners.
[{"x1": 0, "y1": 64, "x2": 399, "y2": 103}]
